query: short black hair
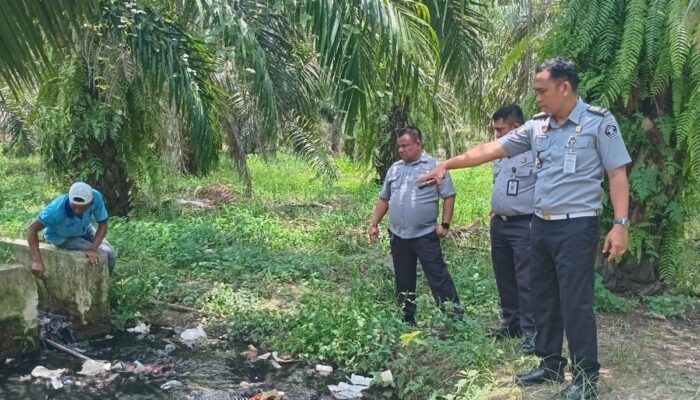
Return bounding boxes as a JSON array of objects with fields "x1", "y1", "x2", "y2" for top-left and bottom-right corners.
[
  {"x1": 396, "y1": 126, "x2": 422, "y2": 142},
  {"x1": 492, "y1": 104, "x2": 525, "y2": 125},
  {"x1": 535, "y1": 56, "x2": 579, "y2": 91}
]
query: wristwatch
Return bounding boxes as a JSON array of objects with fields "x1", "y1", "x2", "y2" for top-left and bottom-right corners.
[
  {"x1": 441, "y1": 222, "x2": 450, "y2": 230},
  {"x1": 612, "y1": 218, "x2": 631, "y2": 228}
]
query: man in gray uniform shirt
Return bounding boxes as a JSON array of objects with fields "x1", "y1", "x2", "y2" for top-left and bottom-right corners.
[
  {"x1": 369, "y1": 127, "x2": 463, "y2": 323},
  {"x1": 419, "y1": 57, "x2": 631, "y2": 400},
  {"x1": 488, "y1": 104, "x2": 537, "y2": 355}
]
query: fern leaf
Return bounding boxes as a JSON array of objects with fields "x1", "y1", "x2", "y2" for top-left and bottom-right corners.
[
  {"x1": 658, "y1": 222, "x2": 684, "y2": 283},
  {"x1": 604, "y1": 0, "x2": 647, "y2": 106},
  {"x1": 667, "y1": 0, "x2": 691, "y2": 78},
  {"x1": 646, "y1": 0, "x2": 669, "y2": 68}
]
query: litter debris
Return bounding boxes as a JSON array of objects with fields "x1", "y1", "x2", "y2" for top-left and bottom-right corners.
[
  {"x1": 117, "y1": 361, "x2": 173, "y2": 375},
  {"x1": 176, "y1": 199, "x2": 215, "y2": 210},
  {"x1": 378, "y1": 370, "x2": 393, "y2": 386},
  {"x1": 315, "y1": 364, "x2": 333, "y2": 376},
  {"x1": 241, "y1": 345, "x2": 259, "y2": 360},
  {"x1": 164, "y1": 343, "x2": 177, "y2": 353},
  {"x1": 127, "y1": 322, "x2": 150, "y2": 334},
  {"x1": 19, "y1": 374, "x2": 31, "y2": 382},
  {"x1": 271, "y1": 352, "x2": 295, "y2": 364},
  {"x1": 78, "y1": 359, "x2": 111, "y2": 376},
  {"x1": 328, "y1": 382, "x2": 367, "y2": 399},
  {"x1": 327, "y1": 374, "x2": 374, "y2": 399},
  {"x1": 248, "y1": 389, "x2": 285, "y2": 400},
  {"x1": 349, "y1": 374, "x2": 373, "y2": 386},
  {"x1": 180, "y1": 324, "x2": 208, "y2": 348},
  {"x1": 31, "y1": 366, "x2": 67, "y2": 389},
  {"x1": 161, "y1": 380, "x2": 184, "y2": 390}
]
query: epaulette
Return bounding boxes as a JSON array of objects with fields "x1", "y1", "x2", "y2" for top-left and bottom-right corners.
[
  {"x1": 587, "y1": 105, "x2": 609, "y2": 116},
  {"x1": 532, "y1": 112, "x2": 549, "y2": 120}
]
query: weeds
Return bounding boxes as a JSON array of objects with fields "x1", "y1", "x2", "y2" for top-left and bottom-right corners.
[{"x1": 2, "y1": 153, "x2": 697, "y2": 399}]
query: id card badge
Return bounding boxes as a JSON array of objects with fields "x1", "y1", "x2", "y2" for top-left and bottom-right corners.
[
  {"x1": 507, "y1": 179, "x2": 519, "y2": 196},
  {"x1": 564, "y1": 152, "x2": 577, "y2": 174}
]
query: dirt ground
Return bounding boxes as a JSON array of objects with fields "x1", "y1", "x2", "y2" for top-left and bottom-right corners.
[{"x1": 493, "y1": 307, "x2": 699, "y2": 400}]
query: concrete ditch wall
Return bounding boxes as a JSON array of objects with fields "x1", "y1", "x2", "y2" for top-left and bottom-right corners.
[{"x1": 0, "y1": 239, "x2": 110, "y2": 342}]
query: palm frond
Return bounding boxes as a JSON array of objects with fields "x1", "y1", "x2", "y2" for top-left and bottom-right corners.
[
  {"x1": 285, "y1": 116, "x2": 338, "y2": 181},
  {"x1": 0, "y1": 0, "x2": 98, "y2": 90},
  {"x1": 102, "y1": 2, "x2": 222, "y2": 174}
]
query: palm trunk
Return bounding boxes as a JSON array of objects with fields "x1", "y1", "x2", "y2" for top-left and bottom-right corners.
[
  {"x1": 375, "y1": 101, "x2": 410, "y2": 183},
  {"x1": 225, "y1": 116, "x2": 253, "y2": 196},
  {"x1": 596, "y1": 94, "x2": 680, "y2": 293},
  {"x1": 86, "y1": 138, "x2": 132, "y2": 217}
]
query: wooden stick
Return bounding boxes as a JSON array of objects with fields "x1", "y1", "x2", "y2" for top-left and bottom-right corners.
[
  {"x1": 45, "y1": 339, "x2": 92, "y2": 361},
  {"x1": 149, "y1": 299, "x2": 208, "y2": 314}
]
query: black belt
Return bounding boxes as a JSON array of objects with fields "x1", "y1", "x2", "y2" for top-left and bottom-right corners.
[{"x1": 493, "y1": 213, "x2": 533, "y2": 222}]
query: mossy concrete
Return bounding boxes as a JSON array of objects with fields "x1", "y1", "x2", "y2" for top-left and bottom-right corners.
[
  {"x1": 0, "y1": 263, "x2": 38, "y2": 358},
  {"x1": 1, "y1": 239, "x2": 110, "y2": 336}
]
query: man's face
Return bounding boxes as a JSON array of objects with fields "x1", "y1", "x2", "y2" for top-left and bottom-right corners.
[
  {"x1": 492, "y1": 118, "x2": 520, "y2": 139},
  {"x1": 533, "y1": 70, "x2": 571, "y2": 115},
  {"x1": 396, "y1": 133, "x2": 422, "y2": 162},
  {"x1": 70, "y1": 201, "x2": 92, "y2": 215}
]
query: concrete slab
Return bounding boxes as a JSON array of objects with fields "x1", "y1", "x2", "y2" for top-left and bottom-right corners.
[
  {"x1": 0, "y1": 263, "x2": 38, "y2": 358},
  {"x1": 0, "y1": 239, "x2": 110, "y2": 336}
]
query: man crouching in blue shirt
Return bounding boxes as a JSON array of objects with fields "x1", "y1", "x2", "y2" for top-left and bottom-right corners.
[{"x1": 27, "y1": 182, "x2": 117, "y2": 278}]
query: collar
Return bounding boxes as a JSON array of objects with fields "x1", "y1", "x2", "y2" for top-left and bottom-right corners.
[
  {"x1": 549, "y1": 98, "x2": 587, "y2": 128},
  {"x1": 402, "y1": 152, "x2": 430, "y2": 166}
]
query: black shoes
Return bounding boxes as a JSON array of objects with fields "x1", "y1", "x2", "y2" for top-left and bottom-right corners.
[
  {"x1": 520, "y1": 333, "x2": 536, "y2": 354},
  {"x1": 549, "y1": 382, "x2": 598, "y2": 400},
  {"x1": 488, "y1": 323, "x2": 522, "y2": 339},
  {"x1": 515, "y1": 363, "x2": 566, "y2": 386}
]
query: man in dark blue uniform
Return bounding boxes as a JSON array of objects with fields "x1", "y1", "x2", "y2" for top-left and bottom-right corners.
[{"x1": 488, "y1": 105, "x2": 537, "y2": 354}]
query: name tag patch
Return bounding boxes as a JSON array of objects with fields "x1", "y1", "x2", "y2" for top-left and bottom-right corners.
[
  {"x1": 507, "y1": 179, "x2": 519, "y2": 196},
  {"x1": 564, "y1": 153, "x2": 577, "y2": 174}
]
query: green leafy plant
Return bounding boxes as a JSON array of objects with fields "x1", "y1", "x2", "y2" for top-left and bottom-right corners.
[
  {"x1": 594, "y1": 273, "x2": 634, "y2": 312},
  {"x1": 644, "y1": 293, "x2": 696, "y2": 319}
]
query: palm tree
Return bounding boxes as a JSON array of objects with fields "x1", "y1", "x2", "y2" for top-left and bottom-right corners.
[
  {"x1": 0, "y1": 1, "x2": 220, "y2": 216},
  {"x1": 300, "y1": 0, "x2": 487, "y2": 179}
]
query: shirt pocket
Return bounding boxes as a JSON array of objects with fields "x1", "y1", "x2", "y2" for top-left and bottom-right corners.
[
  {"x1": 567, "y1": 139, "x2": 599, "y2": 171},
  {"x1": 514, "y1": 165, "x2": 534, "y2": 178},
  {"x1": 533, "y1": 135, "x2": 550, "y2": 152}
]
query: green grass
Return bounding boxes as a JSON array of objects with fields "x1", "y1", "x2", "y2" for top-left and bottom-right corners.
[{"x1": 3, "y1": 152, "x2": 676, "y2": 399}]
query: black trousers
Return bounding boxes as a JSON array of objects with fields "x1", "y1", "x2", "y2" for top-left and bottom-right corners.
[
  {"x1": 490, "y1": 216, "x2": 535, "y2": 335},
  {"x1": 390, "y1": 230, "x2": 462, "y2": 319},
  {"x1": 531, "y1": 216, "x2": 600, "y2": 382}
]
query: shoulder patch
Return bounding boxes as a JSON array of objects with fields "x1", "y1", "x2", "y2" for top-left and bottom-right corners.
[
  {"x1": 603, "y1": 124, "x2": 619, "y2": 139},
  {"x1": 587, "y1": 105, "x2": 609, "y2": 116},
  {"x1": 532, "y1": 112, "x2": 549, "y2": 120}
]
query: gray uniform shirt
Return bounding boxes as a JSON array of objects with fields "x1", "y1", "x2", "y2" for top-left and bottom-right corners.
[
  {"x1": 497, "y1": 99, "x2": 631, "y2": 215},
  {"x1": 380, "y1": 152, "x2": 457, "y2": 239},
  {"x1": 491, "y1": 149, "x2": 536, "y2": 216}
]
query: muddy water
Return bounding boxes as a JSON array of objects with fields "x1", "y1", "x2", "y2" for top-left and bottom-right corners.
[{"x1": 0, "y1": 315, "x2": 345, "y2": 399}]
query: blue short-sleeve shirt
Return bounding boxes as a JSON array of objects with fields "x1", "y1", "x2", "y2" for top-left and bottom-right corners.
[{"x1": 39, "y1": 189, "x2": 109, "y2": 245}]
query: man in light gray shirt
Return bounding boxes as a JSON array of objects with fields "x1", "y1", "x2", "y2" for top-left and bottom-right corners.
[
  {"x1": 488, "y1": 104, "x2": 537, "y2": 355},
  {"x1": 369, "y1": 127, "x2": 462, "y2": 323},
  {"x1": 419, "y1": 57, "x2": 631, "y2": 400}
]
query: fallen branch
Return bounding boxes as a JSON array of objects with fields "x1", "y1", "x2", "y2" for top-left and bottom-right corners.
[
  {"x1": 149, "y1": 299, "x2": 209, "y2": 315},
  {"x1": 45, "y1": 339, "x2": 92, "y2": 361}
]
